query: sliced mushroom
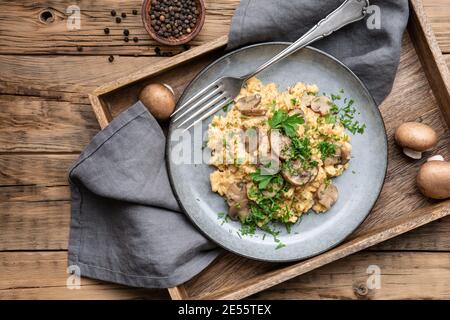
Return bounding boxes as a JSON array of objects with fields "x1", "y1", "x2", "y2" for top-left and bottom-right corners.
[
  {"x1": 288, "y1": 108, "x2": 305, "y2": 118},
  {"x1": 226, "y1": 182, "x2": 250, "y2": 221},
  {"x1": 246, "y1": 182, "x2": 259, "y2": 201},
  {"x1": 324, "y1": 142, "x2": 352, "y2": 166},
  {"x1": 340, "y1": 142, "x2": 352, "y2": 164},
  {"x1": 259, "y1": 153, "x2": 281, "y2": 175},
  {"x1": 270, "y1": 129, "x2": 291, "y2": 160},
  {"x1": 394, "y1": 122, "x2": 438, "y2": 159},
  {"x1": 258, "y1": 131, "x2": 271, "y2": 158},
  {"x1": 244, "y1": 127, "x2": 259, "y2": 155},
  {"x1": 315, "y1": 184, "x2": 339, "y2": 210},
  {"x1": 281, "y1": 160, "x2": 318, "y2": 186},
  {"x1": 236, "y1": 94, "x2": 266, "y2": 116},
  {"x1": 311, "y1": 96, "x2": 332, "y2": 115},
  {"x1": 301, "y1": 94, "x2": 314, "y2": 107}
]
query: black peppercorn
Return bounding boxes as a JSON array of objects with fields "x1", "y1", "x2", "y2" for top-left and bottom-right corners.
[
  {"x1": 132, "y1": 9, "x2": 138, "y2": 15},
  {"x1": 116, "y1": 17, "x2": 121, "y2": 23},
  {"x1": 124, "y1": 36, "x2": 129, "y2": 42},
  {"x1": 108, "y1": 55, "x2": 114, "y2": 62},
  {"x1": 104, "y1": 27, "x2": 110, "y2": 34},
  {"x1": 133, "y1": 37, "x2": 139, "y2": 42},
  {"x1": 111, "y1": 10, "x2": 116, "y2": 17},
  {"x1": 149, "y1": 0, "x2": 200, "y2": 40},
  {"x1": 123, "y1": 29, "x2": 129, "y2": 36},
  {"x1": 121, "y1": 12, "x2": 127, "y2": 18},
  {"x1": 77, "y1": 46, "x2": 83, "y2": 52}
]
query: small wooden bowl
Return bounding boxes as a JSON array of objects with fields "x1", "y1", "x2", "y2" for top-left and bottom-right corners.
[{"x1": 141, "y1": 0, "x2": 206, "y2": 46}]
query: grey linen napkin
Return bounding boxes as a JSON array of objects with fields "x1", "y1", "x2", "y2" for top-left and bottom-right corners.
[
  {"x1": 68, "y1": 102, "x2": 220, "y2": 288},
  {"x1": 68, "y1": 0, "x2": 409, "y2": 289},
  {"x1": 228, "y1": 0, "x2": 409, "y2": 105}
]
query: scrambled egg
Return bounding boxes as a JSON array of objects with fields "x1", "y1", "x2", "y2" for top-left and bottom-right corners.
[{"x1": 207, "y1": 78, "x2": 351, "y2": 227}]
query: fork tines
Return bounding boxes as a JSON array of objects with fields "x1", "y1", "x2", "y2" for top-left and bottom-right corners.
[{"x1": 171, "y1": 80, "x2": 232, "y2": 131}]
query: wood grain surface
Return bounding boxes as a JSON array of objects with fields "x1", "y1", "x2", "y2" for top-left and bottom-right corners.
[{"x1": 0, "y1": 0, "x2": 450, "y2": 300}]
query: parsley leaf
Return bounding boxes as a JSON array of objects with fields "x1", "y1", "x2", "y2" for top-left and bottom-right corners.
[
  {"x1": 318, "y1": 141, "x2": 336, "y2": 160},
  {"x1": 268, "y1": 110, "x2": 304, "y2": 138},
  {"x1": 250, "y1": 168, "x2": 280, "y2": 190}
]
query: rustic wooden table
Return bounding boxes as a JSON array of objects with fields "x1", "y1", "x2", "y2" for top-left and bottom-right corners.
[{"x1": 1, "y1": 0, "x2": 449, "y2": 300}]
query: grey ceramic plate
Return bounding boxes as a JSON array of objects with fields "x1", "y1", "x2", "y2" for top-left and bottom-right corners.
[{"x1": 167, "y1": 43, "x2": 387, "y2": 262}]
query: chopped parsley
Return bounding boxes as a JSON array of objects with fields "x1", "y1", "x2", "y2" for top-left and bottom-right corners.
[
  {"x1": 324, "y1": 113, "x2": 337, "y2": 124},
  {"x1": 250, "y1": 168, "x2": 283, "y2": 190},
  {"x1": 286, "y1": 136, "x2": 318, "y2": 169},
  {"x1": 268, "y1": 110, "x2": 304, "y2": 138},
  {"x1": 217, "y1": 212, "x2": 229, "y2": 225},
  {"x1": 222, "y1": 101, "x2": 234, "y2": 112},
  {"x1": 275, "y1": 241, "x2": 286, "y2": 250},
  {"x1": 318, "y1": 141, "x2": 336, "y2": 160},
  {"x1": 326, "y1": 94, "x2": 366, "y2": 135}
]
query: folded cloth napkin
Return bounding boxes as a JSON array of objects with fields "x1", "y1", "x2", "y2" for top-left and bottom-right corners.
[
  {"x1": 228, "y1": 0, "x2": 409, "y2": 105},
  {"x1": 68, "y1": 102, "x2": 220, "y2": 288},
  {"x1": 68, "y1": 0, "x2": 409, "y2": 288}
]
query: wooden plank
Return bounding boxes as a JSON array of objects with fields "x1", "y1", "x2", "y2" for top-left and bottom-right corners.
[
  {"x1": 0, "y1": 252, "x2": 169, "y2": 300},
  {"x1": 249, "y1": 251, "x2": 450, "y2": 300},
  {"x1": 0, "y1": 0, "x2": 238, "y2": 55},
  {"x1": 0, "y1": 0, "x2": 447, "y2": 55},
  {"x1": 1, "y1": 251, "x2": 449, "y2": 300},
  {"x1": 423, "y1": 0, "x2": 450, "y2": 53},
  {"x1": 372, "y1": 216, "x2": 450, "y2": 251},
  {"x1": 92, "y1": 35, "x2": 227, "y2": 96},
  {"x1": 0, "y1": 55, "x2": 164, "y2": 103},
  {"x1": 0, "y1": 185, "x2": 69, "y2": 203},
  {"x1": 410, "y1": 0, "x2": 450, "y2": 129},
  {"x1": 0, "y1": 154, "x2": 76, "y2": 186},
  {"x1": 0, "y1": 95, "x2": 99, "y2": 153},
  {"x1": 0, "y1": 201, "x2": 70, "y2": 250}
]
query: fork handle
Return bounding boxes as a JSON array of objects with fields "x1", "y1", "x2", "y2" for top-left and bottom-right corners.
[{"x1": 242, "y1": 0, "x2": 369, "y2": 81}]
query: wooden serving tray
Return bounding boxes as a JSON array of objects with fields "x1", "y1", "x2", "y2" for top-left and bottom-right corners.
[{"x1": 89, "y1": 0, "x2": 450, "y2": 300}]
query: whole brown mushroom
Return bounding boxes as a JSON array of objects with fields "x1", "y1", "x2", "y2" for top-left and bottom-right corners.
[
  {"x1": 416, "y1": 158, "x2": 450, "y2": 199},
  {"x1": 394, "y1": 122, "x2": 438, "y2": 159},
  {"x1": 139, "y1": 83, "x2": 176, "y2": 121}
]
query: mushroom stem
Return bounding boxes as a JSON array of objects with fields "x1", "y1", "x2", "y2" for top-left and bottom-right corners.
[
  {"x1": 427, "y1": 155, "x2": 444, "y2": 162},
  {"x1": 403, "y1": 147, "x2": 422, "y2": 159}
]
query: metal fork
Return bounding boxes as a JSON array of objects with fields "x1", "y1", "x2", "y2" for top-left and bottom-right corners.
[{"x1": 172, "y1": 0, "x2": 369, "y2": 131}]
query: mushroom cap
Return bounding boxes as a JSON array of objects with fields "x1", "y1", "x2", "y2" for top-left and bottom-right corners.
[
  {"x1": 394, "y1": 122, "x2": 438, "y2": 152},
  {"x1": 316, "y1": 184, "x2": 339, "y2": 209},
  {"x1": 226, "y1": 182, "x2": 250, "y2": 220},
  {"x1": 281, "y1": 160, "x2": 318, "y2": 186},
  {"x1": 311, "y1": 96, "x2": 331, "y2": 115},
  {"x1": 416, "y1": 161, "x2": 450, "y2": 199},
  {"x1": 139, "y1": 83, "x2": 176, "y2": 121},
  {"x1": 236, "y1": 94, "x2": 265, "y2": 116},
  {"x1": 269, "y1": 129, "x2": 291, "y2": 160}
]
